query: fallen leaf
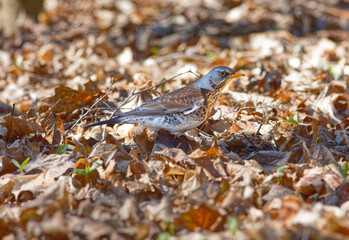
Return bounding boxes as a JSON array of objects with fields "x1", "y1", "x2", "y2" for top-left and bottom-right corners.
[{"x1": 176, "y1": 204, "x2": 223, "y2": 231}]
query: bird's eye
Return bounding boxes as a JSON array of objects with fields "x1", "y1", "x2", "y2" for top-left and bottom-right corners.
[{"x1": 219, "y1": 71, "x2": 226, "y2": 76}]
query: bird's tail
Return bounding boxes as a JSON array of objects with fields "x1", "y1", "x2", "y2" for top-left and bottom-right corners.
[{"x1": 83, "y1": 117, "x2": 121, "y2": 129}]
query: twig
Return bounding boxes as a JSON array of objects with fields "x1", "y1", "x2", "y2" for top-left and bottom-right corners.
[
  {"x1": 63, "y1": 76, "x2": 118, "y2": 140},
  {"x1": 110, "y1": 87, "x2": 137, "y2": 116},
  {"x1": 238, "y1": 106, "x2": 286, "y2": 112},
  {"x1": 242, "y1": 133, "x2": 258, "y2": 148},
  {"x1": 301, "y1": 140, "x2": 325, "y2": 163},
  {"x1": 132, "y1": 69, "x2": 198, "y2": 96},
  {"x1": 255, "y1": 122, "x2": 263, "y2": 136},
  {"x1": 99, "y1": 87, "x2": 137, "y2": 140}
]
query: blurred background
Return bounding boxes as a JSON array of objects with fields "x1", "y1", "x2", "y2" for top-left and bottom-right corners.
[{"x1": 0, "y1": 0, "x2": 348, "y2": 111}]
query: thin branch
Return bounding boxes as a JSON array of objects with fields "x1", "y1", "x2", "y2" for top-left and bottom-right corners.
[{"x1": 63, "y1": 76, "x2": 118, "y2": 140}]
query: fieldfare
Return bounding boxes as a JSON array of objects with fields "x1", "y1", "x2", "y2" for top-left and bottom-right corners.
[{"x1": 84, "y1": 66, "x2": 244, "y2": 133}]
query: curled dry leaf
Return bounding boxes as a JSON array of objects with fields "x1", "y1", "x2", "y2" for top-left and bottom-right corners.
[
  {"x1": 152, "y1": 129, "x2": 197, "y2": 153},
  {"x1": 132, "y1": 126, "x2": 153, "y2": 160},
  {"x1": 263, "y1": 195, "x2": 302, "y2": 221},
  {"x1": 24, "y1": 153, "x2": 74, "y2": 178},
  {"x1": 189, "y1": 148, "x2": 222, "y2": 179},
  {"x1": 40, "y1": 111, "x2": 63, "y2": 145},
  {"x1": 144, "y1": 196, "x2": 174, "y2": 222},
  {"x1": 127, "y1": 159, "x2": 146, "y2": 177},
  {"x1": 0, "y1": 116, "x2": 43, "y2": 143},
  {"x1": 176, "y1": 204, "x2": 223, "y2": 231},
  {"x1": 262, "y1": 184, "x2": 298, "y2": 203},
  {"x1": 294, "y1": 165, "x2": 344, "y2": 199},
  {"x1": 152, "y1": 147, "x2": 196, "y2": 182},
  {"x1": 38, "y1": 211, "x2": 68, "y2": 239},
  {"x1": 37, "y1": 44, "x2": 55, "y2": 65},
  {"x1": 0, "y1": 170, "x2": 58, "y2": 204},
  {"x1": 40, "y1": 81, "x2": 102, "y2": 116},
  {"x1": 20, "y1": 181, "x2": 70, "y2": 236},
  {"x1": 153, "y1": 148, "x2": 195, "y2": 167},
  {"x1": 247, "y1": 151, "x2": 292, "y2": 174}
]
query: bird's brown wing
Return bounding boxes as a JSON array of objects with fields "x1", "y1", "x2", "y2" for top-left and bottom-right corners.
[{"x1": 124, "y1": 86, "x2": 204, "y2": 116}]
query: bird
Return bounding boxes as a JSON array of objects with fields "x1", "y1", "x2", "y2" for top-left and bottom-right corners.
[{"x1": 84, "y1": 66, "x2": 244, "y2": 133}]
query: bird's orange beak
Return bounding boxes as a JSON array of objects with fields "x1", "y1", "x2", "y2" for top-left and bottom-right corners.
[{"x1": 228, "y1": 72, "x2": 245, "y2": 78}]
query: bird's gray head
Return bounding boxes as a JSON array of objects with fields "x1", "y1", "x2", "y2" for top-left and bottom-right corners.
[{"x1": 192, "y1": 66, "x2": 244, "y2": 90}]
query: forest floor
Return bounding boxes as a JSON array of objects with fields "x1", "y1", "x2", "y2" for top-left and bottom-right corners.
[{"x1": 0, "y1": 0, "x2": 349, "y2": 239}]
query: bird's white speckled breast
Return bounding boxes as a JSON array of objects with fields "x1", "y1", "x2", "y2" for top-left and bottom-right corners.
[{"x1": 117, "y1": 114, "x2": 204, "y2": 133}]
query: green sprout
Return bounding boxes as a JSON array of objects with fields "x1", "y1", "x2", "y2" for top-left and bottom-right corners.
[
  {"x1": 206, "y1": 51, "x2": 216, "y2": 59},
  {"x1": 160, "y1": 79, "x2": 166, "y2": 92},
  {"x1": 74, "y1": 160, "x2": 103, "y2": 183},
  {"x1": 328, "y1": 65, "x2": 340, "y2": 80},
  {"x1": 165, "y1": 221, "x2": 175, "y2": 236},
  {"x1": 294, "y1": 41, "x2": 302, "y2": 54},
  {"x1": 11, "y1": 157, "x2": 31, "y2": 175},
  {"x1": 333, "y1": 160, "x2": 348, "y2": 178},
  {"x1": 151, "y1": 46, "x2": 160, "y2": 56},
  {"x1": 283, "y1": 111, "x2": 299, "y2": 126},
  {"x1": 228, "y1": 217, "x2": 238, "y2": 236},
  {"x1": 276, "y1": 165, "x2": 286, "y2": 183},
  {"x1": 157, "y1": 221, "x2": 175, "y2": 240},
  {"x1": 15, "y1": 55, "x2": 23, "y2": 68},
  {"x1": 56, "y1": 144, "x2": 69, "y2": 154}
]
